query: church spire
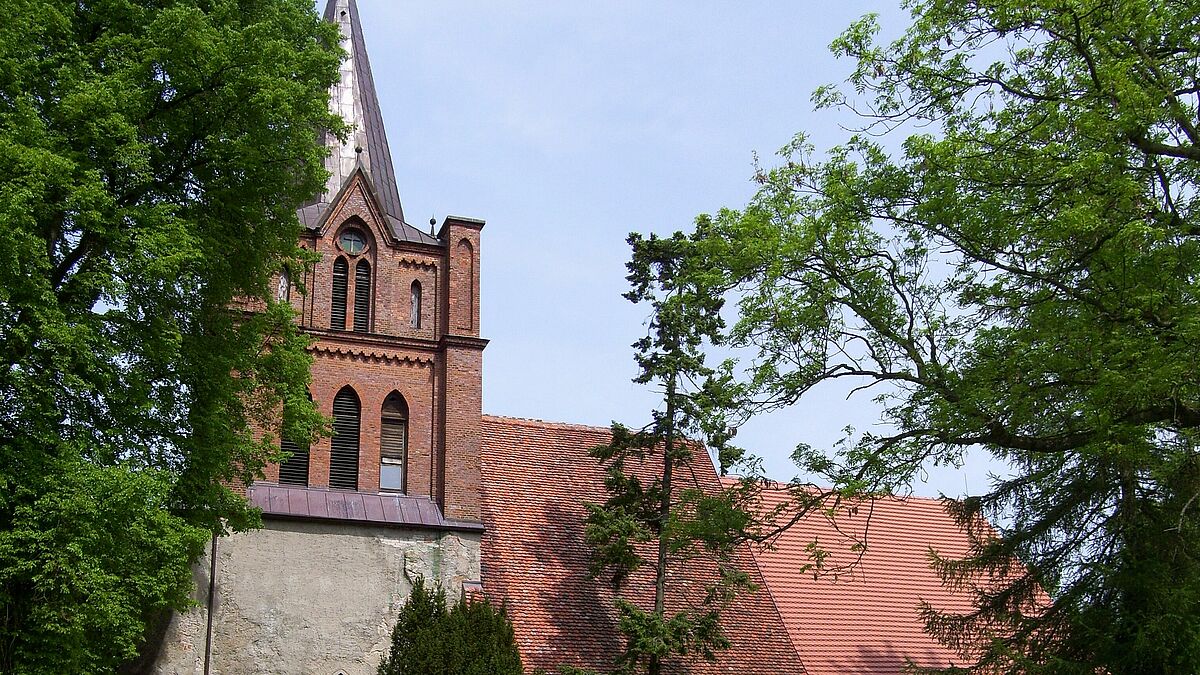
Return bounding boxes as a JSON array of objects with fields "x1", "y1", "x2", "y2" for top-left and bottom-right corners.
[{"x1": 301, "y1": 0, "x2": 438, "y2": 246}]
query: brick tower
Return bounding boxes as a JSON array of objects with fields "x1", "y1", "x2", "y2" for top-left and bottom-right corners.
[{"x1": 259, "y1": 0, "x2": 487, "y2": 524}]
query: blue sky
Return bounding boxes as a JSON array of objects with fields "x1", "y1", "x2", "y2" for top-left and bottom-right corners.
[{"x1": 343, "y1": 1, "x2": 1009, "y2": 497}]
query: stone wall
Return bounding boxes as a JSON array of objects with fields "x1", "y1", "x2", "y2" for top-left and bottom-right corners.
[{"x1": 153, "y1": 519, "x2": 481, "y2": 675}]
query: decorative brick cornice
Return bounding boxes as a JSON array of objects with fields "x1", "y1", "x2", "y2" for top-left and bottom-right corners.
[
  {"x1": 436, "y1": 215, "x2": 485, "y2": 238},
  {"x1": 398, "y1": 257, "x2": 438, "y2": 271},
  {"x1": 309, "y1": 343, "x2": 434, "y2": 366}
]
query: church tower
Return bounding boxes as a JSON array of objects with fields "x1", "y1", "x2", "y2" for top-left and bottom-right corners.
[
  {"x1": 262, "y1": 0, "x2": 487, "y2": 525},
  {"x1": 153, "y1": 3, "x2": 486, "y2": 672}
]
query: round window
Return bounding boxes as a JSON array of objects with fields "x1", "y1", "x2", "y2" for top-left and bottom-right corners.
[{"x1": 338, "y1": 229, "x2": 366, "y2": 255}]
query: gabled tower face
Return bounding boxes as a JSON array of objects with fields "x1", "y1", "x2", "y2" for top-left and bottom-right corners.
[
  {"x1": 298, "y1": 0, "x2": 434, "y2": 243},
  {"x1": 268, "y1": 0, "x2": 486, "y2": 523}
]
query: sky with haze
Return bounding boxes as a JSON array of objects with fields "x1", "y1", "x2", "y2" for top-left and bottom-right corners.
[{"x1": 334, "y1": 1, "x2": 1011, "y2": 498}]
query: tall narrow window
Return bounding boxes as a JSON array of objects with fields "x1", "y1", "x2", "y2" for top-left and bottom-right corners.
[
  {"x1": 330, "y1": 387, "x2": 360, "y2": 490},
  {"x1": 353, "y1": 260, "x2": 371, "y2": 333},
  {"x1": 276, "y1": 270, "x2": 290, "y2": 302},
  {"x1": 410, "y1": 281, "x2": 421, "y2": 329},
  {"x1": 279, "y1": 390, "x2": 312, "y2": 486},
  {"x1": 380, "y1": 392, "x2": 408, "y2": 492},
  {"x1": 331, "y1": 257, "x2": 348, "y2": 330},
  {"x1": 279, "y1": 437, "x2": 309, "y2": 486}
]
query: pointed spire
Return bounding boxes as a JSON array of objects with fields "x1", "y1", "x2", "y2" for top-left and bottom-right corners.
[{"x1": 302, "y1": 0, "x2": 438, "y2": 246}]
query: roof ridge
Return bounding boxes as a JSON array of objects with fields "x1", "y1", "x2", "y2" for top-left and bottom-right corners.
[
  {"x1": 482, "y1": 413, "x2": 616, "y2": 434},
  {"x1": 721, "y1": 475, "x2": 954, "y2": 504}
]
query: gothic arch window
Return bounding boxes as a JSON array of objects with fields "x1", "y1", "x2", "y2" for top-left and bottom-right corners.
[
  {"x1": 279, "y1": 435, "x2": 309, "y2": 487},
  {"x1": 353, "y1": 260, "x2": 371, "y2": 332},
  {"x1": 410, "y1": 280, "x2": 421, "y2": 329},
  {"x1": 276, "y1": 269, "x2": 290, "y2": 303},
  {"x1": 331, "y1": 256, "x2": 348, "y2": 330},
  {"x1": 380, "y1": 392, "x2": 409, "y2": 492},
  {"x1": 279, "y1": 390, "x2": 313, "y2": 486},
  {"x1": 330, "y1": 386, "x2": 360, "y2": 490}
]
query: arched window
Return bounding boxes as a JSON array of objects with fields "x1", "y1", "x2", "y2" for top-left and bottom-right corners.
[
  {"x1": 276, "y1": 270, "x2": 290, "y2": 302},
  {"x1": 353, "y1": 260, "x2": 371, "y2": 333},
  {"x1": 331, "y1": 257, "x2": 348, "y2": 330},
  {"x1": 279, "y1": 437, "x2": 309, "y2": 486},
  {"x1": 279, "y1": 390, "x2": 312, "y2": 486},
  {"x1": 410, "y1": 281, "x2": 421, "y2": 329},
  {"x1": 380, "y1": 392, "x2": 409, "y2": 492},
  {"x1": 330, "y1": 387, "x2": 360, "y2": 490}
]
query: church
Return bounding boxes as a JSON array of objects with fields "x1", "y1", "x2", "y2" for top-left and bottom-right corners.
[{"x1": 152, "y1": 2, "x2": 985, "y2": 673}]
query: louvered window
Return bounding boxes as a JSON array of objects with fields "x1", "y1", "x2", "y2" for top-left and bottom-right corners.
[
  {"x1": 330, "y1": 387, "x2": 360, "y2": 490},
  {"x1": 331, "y1": 257, "x2": 348, "y2": 330},
  {"x1": 279, "y1": 437, "x2": 309, "y2": 486},
  {"x1": 353, "y1": 260, "x2": 371, "y2": 332},
  {"x1": 410, "y1": 281, "x2": 421, "y2": 329},
  {"x1": 380, "y1": 392, "x2": 408, "y2": 492}
]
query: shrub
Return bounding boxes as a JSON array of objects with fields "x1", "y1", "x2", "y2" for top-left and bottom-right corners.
[{"x1": 378, "y1": 578, "x2": 523, "y2": 675}]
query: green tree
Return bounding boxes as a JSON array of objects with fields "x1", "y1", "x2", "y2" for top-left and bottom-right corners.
[
  {"x1": 377, "y1": 578, "x2": 524, "y2": 675},
  {"x1": 0, "y1": 1, "x2": 340, "y2": 671},
  {"x1": 690, "y1": 0, "x2": 1200, "y2": 672},
  {"x1": 583, "y1": 232, "x2": 756, "y2": 675}
]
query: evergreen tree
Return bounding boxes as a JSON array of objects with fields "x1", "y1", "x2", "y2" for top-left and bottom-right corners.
[
  {"x1": 378, "y1": 578, "x2": 524, "y2": 675},
  {"x1": 0, "y1": 1, "x2": 339, "y2": 671},
  {"x1": 690, "y1": 0, "x2": 1200, "y2": 672},
  {"x1": 583, "y1": 232, "x2": 756, "y2": 675}
]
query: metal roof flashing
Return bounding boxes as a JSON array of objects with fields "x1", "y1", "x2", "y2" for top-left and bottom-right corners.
[{"x1": 247, "y1": 483, "x2": 485, "y2": 533}]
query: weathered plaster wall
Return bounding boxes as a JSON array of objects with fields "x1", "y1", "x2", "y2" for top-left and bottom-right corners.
[{"x1": 153, "y1": 519, "x2": 481, "y2": 675}]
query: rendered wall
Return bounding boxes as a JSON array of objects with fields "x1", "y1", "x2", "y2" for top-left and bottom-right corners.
[{"x1": 152, "y1": 519, "x2": 481, "y2": 675}]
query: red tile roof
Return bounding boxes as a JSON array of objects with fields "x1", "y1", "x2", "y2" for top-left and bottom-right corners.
[
  {"x1": 737, "y1": 481, "x2": 979, "y2": 675},
  {"x1": 479, "y1": 415, "x2": 807, "y2": 675}
]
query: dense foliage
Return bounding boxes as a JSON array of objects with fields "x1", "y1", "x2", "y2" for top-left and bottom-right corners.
[
  {"x1": 377, "y1": 578, "x2": 524, "y2": 675},
  {"x1": 582, "y1": 233, "x2": 755, "y2": 675},
  {"x1": 0, "y1": 1, "x2": 340, "y2": 671},
  {"x1": 687, "y1": 0, "x2": 1200, "y2": 672}
]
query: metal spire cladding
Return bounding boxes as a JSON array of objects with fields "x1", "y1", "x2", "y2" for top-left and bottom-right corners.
[{"x1": 300, "y1": 0, "x2": 439, "y2": 246}]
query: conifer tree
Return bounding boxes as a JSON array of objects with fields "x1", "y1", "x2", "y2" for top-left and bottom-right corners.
[
  {"x1": 583, "y1": 232, "x2": 754, "y2": 675},
  {"x1": 378, "y1": 578, "x2": 524, "y2": 675}
]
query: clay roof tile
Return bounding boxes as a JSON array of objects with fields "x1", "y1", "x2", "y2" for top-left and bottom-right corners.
[{"x1": 479, "y1": 415, "x2": 808, "y2": 674}]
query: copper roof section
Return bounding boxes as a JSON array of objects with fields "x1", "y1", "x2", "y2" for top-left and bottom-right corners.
[
  {"x1": 478, "y1": 415, "x2": 808, "y2": 675},
  {"x1": 247, "y1": 483, "x2": 484, "y2": 532},
  {"x1": 304, "y1": 0, "x2": 439, "y2": 246}
]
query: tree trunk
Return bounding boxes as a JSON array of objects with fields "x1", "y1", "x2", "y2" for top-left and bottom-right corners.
[{"x1": 649, "y1": 374, "x2": 677, "y2": 675}]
